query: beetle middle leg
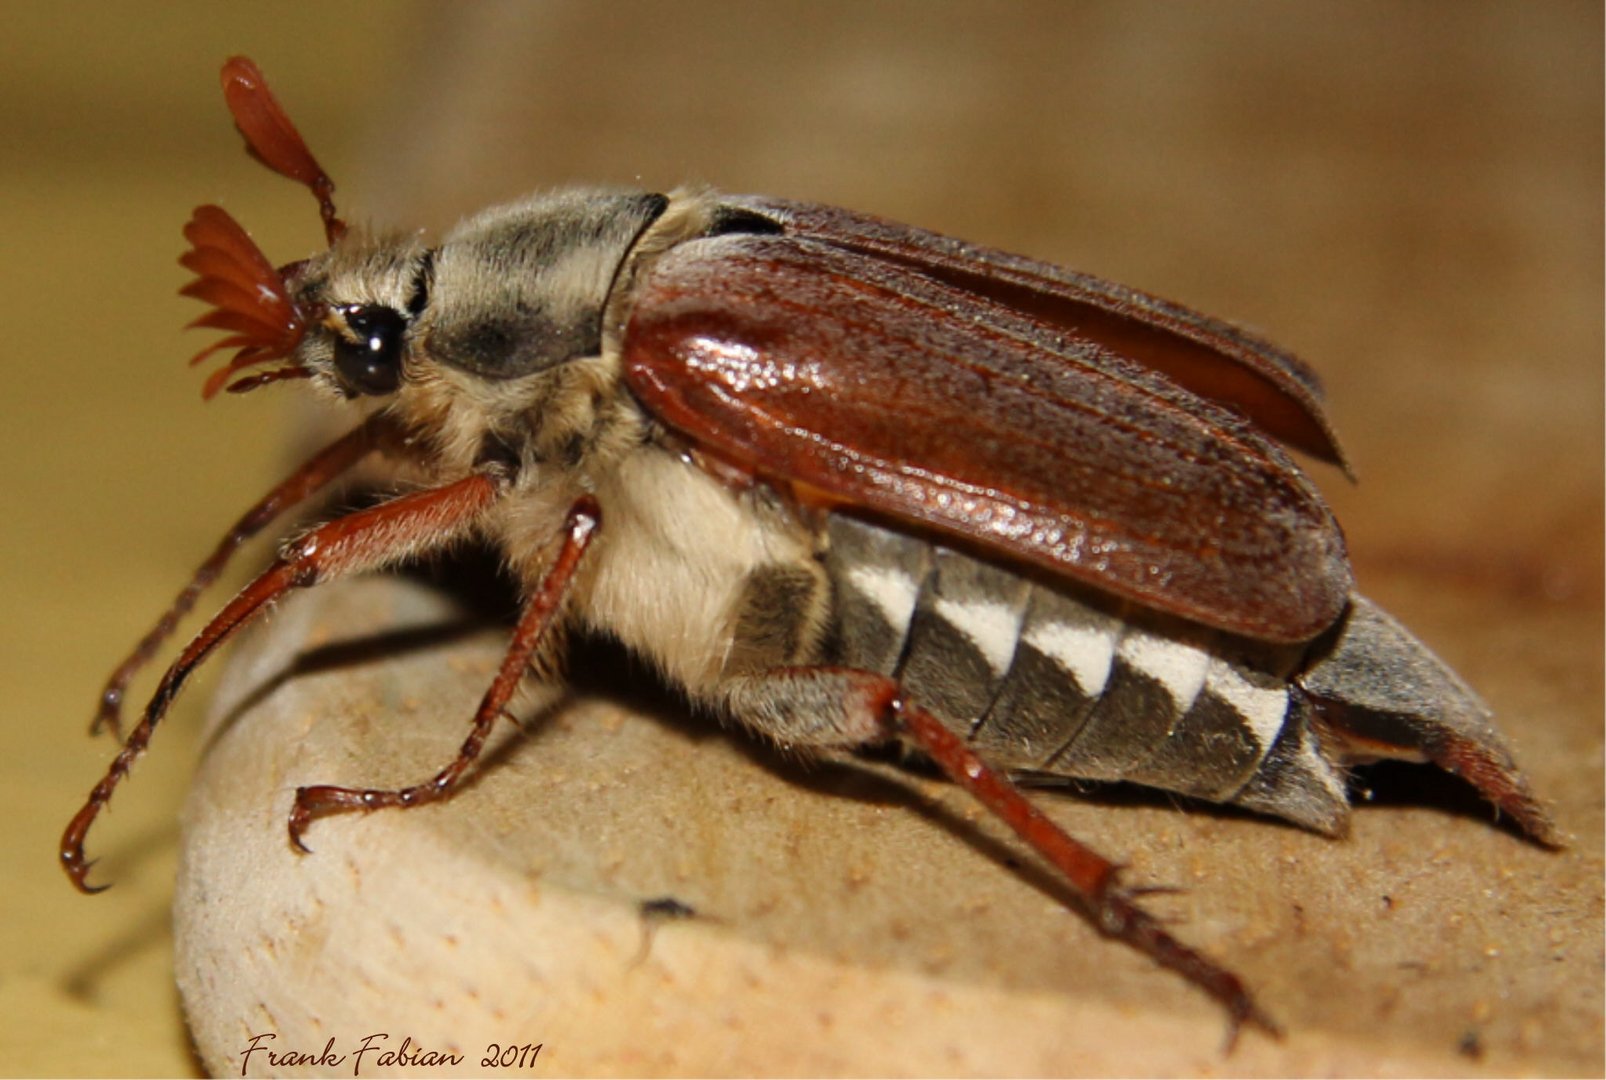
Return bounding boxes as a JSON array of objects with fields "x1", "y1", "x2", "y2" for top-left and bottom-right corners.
[
  {"x1": 288, "y1": 496, "x2": 601, "y2": 848},
  {"x1": 719, "y1": 666, "x2": 1280, "y2": 1042}
]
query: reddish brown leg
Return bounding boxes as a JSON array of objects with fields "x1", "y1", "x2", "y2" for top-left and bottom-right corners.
[
  {"x1": 61, "y1": 468, "x2": 506, "y2": 893},
  {"x1": 884, "y1": 693, "x2": 1281, "y2": 1043},
  {"x1": 730, "y1": 666, "x2": 1280, "y2": 1042},
  {"x1": 91, "y1": 414, "x2": 401, "y2": 740},
  {"x1": 288, "y1": 496, "x2": 601, "y2": 849}
]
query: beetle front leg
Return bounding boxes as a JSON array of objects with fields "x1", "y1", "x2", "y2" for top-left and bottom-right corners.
[
  {"x1": 60, "y1": 468, "x2": 507, "y2": 893},
  {"x1": 92, "y1": 413, "x2": 405, "y2": 740},
  {"x1": 288, "y1": 495, "x2": 601, "y2": 850},
  {"x1": 720, "y1": 666, "x2": 1280, "y2": 1044}
]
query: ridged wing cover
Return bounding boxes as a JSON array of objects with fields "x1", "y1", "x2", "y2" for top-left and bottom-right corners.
[
  {"x1": 620, "y1": 218, "x2": 1352, "y2": 643},
  {"x1": 722, "y1": 196, "x2": 1349, "y2": 472}
]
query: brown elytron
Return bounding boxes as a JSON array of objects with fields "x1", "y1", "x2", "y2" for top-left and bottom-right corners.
[{"x1": 621, "y1": 225, "x2": 1351, "y2": 643}]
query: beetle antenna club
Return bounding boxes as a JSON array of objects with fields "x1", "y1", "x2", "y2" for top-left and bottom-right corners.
[
  {"x1": 220, "y1": 56, "x2": 345, "y2": 243},
  {"x1": 66, "y1": 56, "x2": 1556, "y2": 1043}
]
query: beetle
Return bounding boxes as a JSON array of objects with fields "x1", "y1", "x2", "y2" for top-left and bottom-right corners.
[{"x1": 62, "y1": 56, "x2": 1556, "y2": 1039}]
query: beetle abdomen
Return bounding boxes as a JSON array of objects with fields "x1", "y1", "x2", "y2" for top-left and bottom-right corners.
[{"x1": 823, "y1": 515, "x2": 1350, "y2": 830}]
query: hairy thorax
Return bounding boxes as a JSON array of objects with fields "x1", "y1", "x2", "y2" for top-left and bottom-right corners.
[{"x1": 577, "y1": 446, "x2": 827, "y2": 694}]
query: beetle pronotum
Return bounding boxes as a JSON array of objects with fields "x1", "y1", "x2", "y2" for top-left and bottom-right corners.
[{"x1": 63, "y1": 57, "x2": 1557, "y2": 1039}]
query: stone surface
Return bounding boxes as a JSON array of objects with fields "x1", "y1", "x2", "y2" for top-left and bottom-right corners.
[{"x1": 176, "y1": 569, "x2": 1599, "y2": 1075}]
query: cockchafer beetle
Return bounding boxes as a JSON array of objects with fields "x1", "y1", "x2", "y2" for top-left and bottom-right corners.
[{"x1": 63, "y1": 56, "x2": 1556, "y2": 1038}]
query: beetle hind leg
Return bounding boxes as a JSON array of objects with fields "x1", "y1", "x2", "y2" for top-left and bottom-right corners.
[{"x1": 719, "y1": 666, "x2": 1280, "y2": 1042}]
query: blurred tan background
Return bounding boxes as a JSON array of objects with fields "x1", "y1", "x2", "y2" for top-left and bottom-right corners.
[{"x1": 2, "y1": 1, "x2": 1599, "y2": 1075}]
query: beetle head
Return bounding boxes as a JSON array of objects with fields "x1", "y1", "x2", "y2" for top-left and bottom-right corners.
[{"x1": 182, "y1": 57, "x2": 430, "y2": 403}]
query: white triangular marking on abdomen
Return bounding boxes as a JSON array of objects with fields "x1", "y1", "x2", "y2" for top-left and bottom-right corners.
[
  {"x1": 1022, "y1": 618, "x2": 1116, "y2": 697},
  {"x1": 1204, "y1": 658, "x2": 1288, "y2": 751},
  {"x1": 847, "y1": 564, "x2": 920, "y2": 634},
  {"x1": 934, "y1": 596, "x2": 1022, "y2": 676},
  {"x1": 1118, "y1": 631, "x2": 1208, "y2": 711}
]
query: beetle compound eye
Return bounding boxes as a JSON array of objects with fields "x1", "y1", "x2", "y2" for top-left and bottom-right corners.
[{"x1": 334, "y1": 304, "x2": 408, "y2": 395}]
